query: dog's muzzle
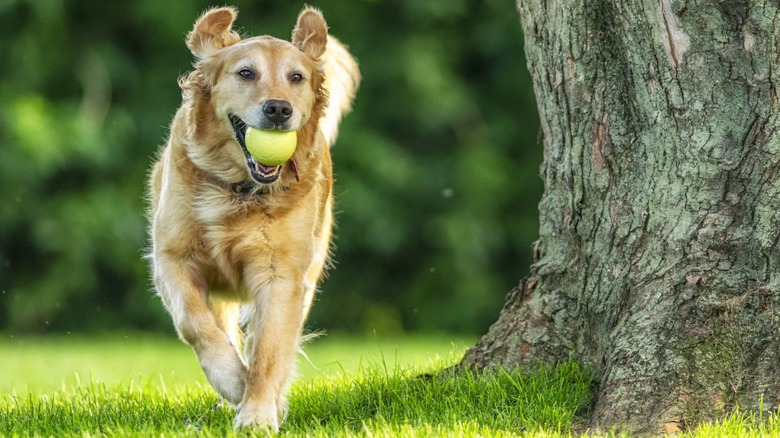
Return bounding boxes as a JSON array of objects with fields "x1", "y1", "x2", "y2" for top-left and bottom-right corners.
[{"x1": 229, "y1": 115, "x2": 282, "y2": 184}]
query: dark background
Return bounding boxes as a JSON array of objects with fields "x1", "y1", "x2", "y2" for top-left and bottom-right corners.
[{"x1": 0, "y1": 0, "x2": 540, "y2": 335}]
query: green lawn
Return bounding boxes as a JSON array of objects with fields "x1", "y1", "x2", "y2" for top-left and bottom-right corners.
[
  {"x1": 1, "y1": 332, "x2": 778, "y2": 437},
  {"x1": 0, "y1": 332, "x2": 476, "y2": 395}
]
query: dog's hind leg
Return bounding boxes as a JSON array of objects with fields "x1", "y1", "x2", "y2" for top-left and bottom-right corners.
[
  {"x1": 154, "y1": 260, "x2": 247, "y2": 405},
  {"x1": 210, "y1": 298, "x2": 244, "y2": 358}
]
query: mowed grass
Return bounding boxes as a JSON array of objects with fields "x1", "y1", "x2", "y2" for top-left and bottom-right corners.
[
  {"x1": 0, "y1": 332, "x2": 592, "y2": 436},
  {"x1": 1, "y1": 333, "x2": 778, "y2": 437},
  {"x1": 0, "y1": 332, "x2": 476, "y2": 395}
]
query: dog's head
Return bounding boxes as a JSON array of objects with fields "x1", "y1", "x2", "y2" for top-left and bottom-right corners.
[{"x1": 182, "y1": 7, "x2": 328, "y2": 185}]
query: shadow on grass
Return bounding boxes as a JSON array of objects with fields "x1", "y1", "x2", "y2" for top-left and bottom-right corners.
[
  {"x1": 284, "y1": 361, "x2": 592, "y2": 435},
  {"x1": 1, "y1": 362, "x2": 592, "y2": 436}
]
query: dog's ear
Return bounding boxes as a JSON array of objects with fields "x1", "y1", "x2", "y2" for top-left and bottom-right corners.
[
  {"x1": 292, "y1": 7, "x2": 328, "y2": 59},
  {"x1": 187, "y1": 7, "x2": 241, "y2": 60}
]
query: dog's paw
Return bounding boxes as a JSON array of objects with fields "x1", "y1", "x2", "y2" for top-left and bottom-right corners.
[
  {"x1": 199, "y1": 347, "x2": 248, "y2": 405},
  {"x1": 216, "y1": 373, "x2": 247, "y2": 406},
  {"x1": 234, "y1": 400, "x2": 279, "y2": 432},
  {"x1": 212, "y1": 363, "x2": 247, "y2": 405}
]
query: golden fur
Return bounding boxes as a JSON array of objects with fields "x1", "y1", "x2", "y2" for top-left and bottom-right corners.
[{"x1": 147, "y1": 6, "x2": 359, "y2": 430}]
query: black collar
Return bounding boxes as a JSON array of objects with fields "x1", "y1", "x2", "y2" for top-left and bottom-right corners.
[
  {"x1": 223, "y1": 160, "x2": 299, "y2": 197},
  {"x1": 229, "y1": 180, "x2": 260, "y2": 195}
]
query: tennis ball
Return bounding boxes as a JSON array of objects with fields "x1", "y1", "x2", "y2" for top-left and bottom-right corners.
[{"x1": 244, "y1": 128, "x2": 297, "y2": 166}]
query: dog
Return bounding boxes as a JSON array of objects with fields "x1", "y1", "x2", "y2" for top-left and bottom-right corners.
[{"x1": 147, "y1": 6, "x2": 359, "y2": 430}]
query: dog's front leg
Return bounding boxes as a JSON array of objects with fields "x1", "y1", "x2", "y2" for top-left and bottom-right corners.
[
  {"x1": 234, "y1": 272, "x2": 305, "y2": 431},
  {"x1": 154, "y1": 257, "x2": 247, "y2": 404}
]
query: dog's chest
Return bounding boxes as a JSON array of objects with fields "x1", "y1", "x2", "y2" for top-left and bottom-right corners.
[
  {"x1": 187, "y1": 177, "x2": 325, "y2": 293},
  {"x1": 194, "y1": 221, "x2": 264, "y2": 295},
  {"x1": 195, "y1": 197, "x2": 315, "y2": 289}
]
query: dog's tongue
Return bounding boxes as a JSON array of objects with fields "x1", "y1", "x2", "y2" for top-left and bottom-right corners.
[
  {"x1": 254, "y1": 161, "x2": 278, "y2": 175},
  {"x1": 256, "y1": 162, "x2": 275, "y2": 172}
]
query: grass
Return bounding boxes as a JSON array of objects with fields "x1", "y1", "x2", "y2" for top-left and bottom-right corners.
[
  {"x1": 0, "y1": 332, "x2": 592, "y2": 436},
  {"x1": 0, "y1": 332, "x2": 476, "y2": 395},
  {"x1": 1, "y1": 333, "x2": 779, "y2": 437},
  {"x1": 1, "y1": 361, "x2": 591, "y2": 437}
]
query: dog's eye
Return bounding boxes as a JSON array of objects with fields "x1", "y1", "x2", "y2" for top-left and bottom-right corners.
[
  {"x1": 238, "y1": 69, "x2": 255, "y2": 80},
  {"x1": 290, "y1": 72, "x2": 304, "y2": 83}
]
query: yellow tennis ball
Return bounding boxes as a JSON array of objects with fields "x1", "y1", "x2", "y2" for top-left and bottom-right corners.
[{"x1": 244, "y1": 128, "x2": 297, "y2": 166}]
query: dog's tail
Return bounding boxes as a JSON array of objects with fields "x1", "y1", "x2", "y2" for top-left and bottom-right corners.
[{"x1": 320, "y1": 37, "x2": 361, "y2": 147}]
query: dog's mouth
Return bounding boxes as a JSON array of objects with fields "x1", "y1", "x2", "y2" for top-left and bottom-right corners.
[{"x1": 229, "y1": 114, "x2": 282, "y2": 184}]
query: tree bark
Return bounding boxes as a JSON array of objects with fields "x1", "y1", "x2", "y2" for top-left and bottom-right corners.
[{"x1": 461, "y1": 0, "x2": 780, "y2": 433}]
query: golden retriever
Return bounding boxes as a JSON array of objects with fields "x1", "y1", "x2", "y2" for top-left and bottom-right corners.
[{"x1": 147, "y1": 6, "x2": 359, "y2": 430}]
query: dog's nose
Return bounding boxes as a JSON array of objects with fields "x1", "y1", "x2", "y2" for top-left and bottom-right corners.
[{"x1": 262, "y1": 100, "x2": 293, "y2": 124}]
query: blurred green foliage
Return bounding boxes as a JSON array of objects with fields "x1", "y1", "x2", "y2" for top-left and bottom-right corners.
[{"x1": 0, "y1": 0, "x2": 540, "y2": 334}]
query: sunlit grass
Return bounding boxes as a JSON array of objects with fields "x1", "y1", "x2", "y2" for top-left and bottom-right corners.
[
  {"x1": 0, "y1": 332, "x2": 476, "y2": 395},
  {"x1": 0, "y1": 333, "x2": 202, "y2": 396},
  {"x1": 0, "y1": 332, "x2": 594, "y2": 436},
  {"x1": 0, "y1": 357, "x2": 591, "y2": 437},
  {"x1": 2, "y1": 333, "x2": 777, "y2": 436},
  {"x1": 684, "y1": 407, "x2": 780, "y2": 438}
]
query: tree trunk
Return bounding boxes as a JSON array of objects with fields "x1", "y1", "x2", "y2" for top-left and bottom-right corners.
[{"x1": 461, "y1": 0, "x2": 780, "y2": 433}]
